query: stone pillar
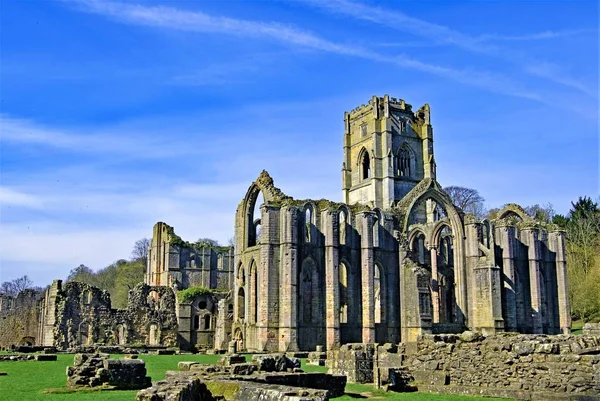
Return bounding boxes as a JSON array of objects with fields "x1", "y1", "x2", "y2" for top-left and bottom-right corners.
[
  {"x1": 496, "y1": 223, "x2": 518, "y2": 332},
  {"x1": 256, "y1": 205, "x2": 282, "y2": 351},
  {"x1": 522, "y1": 228, "x2": 544, "y2": 334},
  {"x1": 466, "y1": 220, "x2": 504, "y2": 334},
  {"x1": 429, "y1": 246, "x2": 440, "y2": 324},
  {"x1": 548, "y1": 230, "x2": 571, "y2": 334},
  {"x1": 279, "y1": 206, "x2": 299, "y2": 352},
  {"x1": 359, "y1": 212, "x2": 375, "y2": 343},
  {"x1": 323, "y1": 210, "x2": 340, "y2": 350}
]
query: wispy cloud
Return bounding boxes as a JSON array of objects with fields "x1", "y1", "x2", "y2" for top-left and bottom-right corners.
[
  {"x1": 61, "y1": 0, "x2": 562, "y2": 108},
  {"x1": 476, "y1": 29, "x2": 596, "y2": 42},
  {"x1": 0, "y1": 114, "x2": 205, "y2": 158},
  {"x1": 298, "y1": 0, "x2": 596, "y2": 97},
  {"x1": 0, "y1": 187, "x2": 44, "y2": 209}
]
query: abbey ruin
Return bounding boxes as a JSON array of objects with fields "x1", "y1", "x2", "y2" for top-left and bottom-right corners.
[
  {"x1": 1, "y1": 95, "x2": 571, "y2": 352},
  {"x1": 3, "y1": 95, "x2": 594, "y2": 400}
]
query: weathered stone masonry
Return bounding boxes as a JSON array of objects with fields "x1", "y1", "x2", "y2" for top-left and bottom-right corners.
[
  {"x1": 38, "y1": 280, "x2": 177, "y2": 349},
  {"x1": 231, "y1": 95, "x2": 571, "y2": 353}
]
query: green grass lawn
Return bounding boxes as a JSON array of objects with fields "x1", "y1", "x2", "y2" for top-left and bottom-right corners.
[{"x1": 0, "y1": 353, "x2": 513, "y2": 401}]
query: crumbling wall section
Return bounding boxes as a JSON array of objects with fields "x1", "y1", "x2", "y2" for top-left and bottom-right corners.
[
  {"x1": 371, "y1": 333, "x2": 600, "y2": 400},
  {"x1": 0, "y1": 289, "x2": 41, "y2": 348},
  {"x1": 40, "y1": 281, "x2": 177, "y2": 349}
]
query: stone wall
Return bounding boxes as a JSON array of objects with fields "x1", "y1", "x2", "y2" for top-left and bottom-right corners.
[
  {"x1": 137, "y1": 356, "x2": 346, "y2": 401},
  {"x1": 369, "y1": 333, "x2": 600, "y2": 400},
  {"x1": 584, "y1": 323, "x2": 600, "y2": 336},
  {"x1": 66, "y1": 353, "x2": 151, "y2": 389},
  {"x1": 38, "y1": 280, "x2": 178, "y2": 349},
  {"x1": 0, "y1": 289, "x2": 42, "y2": 348}
]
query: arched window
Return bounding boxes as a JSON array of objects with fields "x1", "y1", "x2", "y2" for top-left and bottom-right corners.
[
  {"x1": 397, "y1": 145, "x2": 411, "y2": 177},
  {"x1": 339, "y1": 210, "x2": 347, "y2": 245},
  {"x1": 247, "y1": 189, "x2": 263, "y2": 247},
  {"x1": 305, "y1": 207, "x2": 313, "y2": 243},
  {"x1": 339, "y1": 263, "x2": 348, "y2": 324},
  {"x1": 193, "y1": 315, "x2": 200, "y2": 330},
  {"x1": 361, "y1": 151, "x2": 371, "y2": 180},
  {"x1": 82, "y1": 289, "x2": 92, "y2": 305},
  {"x1": 203, "y1": 314, "x2": 211, "y2": 330},
  {"x1": 249, "y1": 261, "x2": 258, "y2": 324},
  {"x1": 374, "y1": 264, "x2": 385, "y2": 324},
  {"x1": 237, "y1": 287, "x2": 246, "y2": 321},
  {"x1": 372, "y1": 210, "x2": 381, "y2": 248}
]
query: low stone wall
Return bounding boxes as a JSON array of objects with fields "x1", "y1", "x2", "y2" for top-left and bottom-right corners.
[
  {"x1": 137, "y1": 353, "x2": 346, "y2": 401},
  {"x1": 374, "y1": 333, "x2": 600, "y2": 400},
  {"x1": 327, "y1": 343, "x2": 375, "y2": 383},
  {"x1": 584, "y1": 323, "x2": 600, "y2": 336},
  {"x1": 66, "y1": 353, "x2": 151, "y2": 389}
]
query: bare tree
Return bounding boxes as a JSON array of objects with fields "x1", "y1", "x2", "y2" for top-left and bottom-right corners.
[
  {"x1": 443, "y1": 186, "x2": 486, "y2": 218},
  {"x1": 524, "y1": 203, "x2": 555, "y2": 223},
  {"x1": 131, "y1": 238, "x2": 151, "y2": 260},
  {"x1": 0, "y1": 275, "x2": 34, "y2": 297}
]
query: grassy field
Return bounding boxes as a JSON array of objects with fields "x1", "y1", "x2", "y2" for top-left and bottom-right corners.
[{"x1": 0, "y1": 353, "x2": 513, "y2": 401}]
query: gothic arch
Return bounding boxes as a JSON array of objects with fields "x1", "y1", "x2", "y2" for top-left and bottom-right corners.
[
  {"x1": 401, "y1": 186, "x2": 467, "y2": 325},
  {"x1": 241, "y1": 171, "x2": 289, "y2": 249},
  {"x1": 497, "y1": 204, "x2": 532, "y2": 222},
  {"x1": 396, "y1": 142, "x2": 415, "y2": 178},
  {"x1": 357, "y1": 147, "x2": 372, "y2": 180},
  {"x1": 338, "y1": 206, "x2": 350, "y2": 245},
  {"x1": 249, "y1": 259, "x2": 258, "y2": 324},
  {"x1": 304, "y1": 203, "x2": 316, "y2": 243}
]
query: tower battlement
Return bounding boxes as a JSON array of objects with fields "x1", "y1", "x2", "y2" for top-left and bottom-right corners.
[{"x1": 345, "y1": 94, "x2": 414, "y2": 122}]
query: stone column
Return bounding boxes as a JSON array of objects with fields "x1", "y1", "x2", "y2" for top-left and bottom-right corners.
[
  {"x1": 429, "y1": 246, "x2": 440, "y2": 323},
  {"x1": 359, "y1": 212, "x2": 375, "y2": 343},
  {"x1": 548, "y1": 230, "x2": 571, "y2": 334},
  {"x1": 323, "y1": 210, "x2": 340, "y2": 350},
  {"x1": 279, "y1": 206, "x2": 299, "y2": 351},
  {"x1": 496, "y1": 223, "x2": 518, "y2": 332},
  {"x1": 522, "y1": 228, "x2": 544, "y2": 334},
  {"x1": 257, "y1": 204, "x2": 280, "y2": 351}
]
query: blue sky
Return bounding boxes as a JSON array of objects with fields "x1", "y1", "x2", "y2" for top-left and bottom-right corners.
[{"x1": 1, "y1": 0, "x2": 598, "y2": 286}]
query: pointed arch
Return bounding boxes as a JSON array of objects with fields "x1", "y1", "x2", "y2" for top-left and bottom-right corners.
[
  {"x1": 401, "y1": 185, "x2": 467, "y2": 326},
  {"x1": 304, "y1": 203, "x2": 315, "y2": 243},
  {"x1": 396, "y1": 142, "x2": 415, "y2": 178},
  {"x1": 357, "y1": 147, "x2": 371, "y2": 180},
  {"x1": 241, "y1": 171, "x2": 289, "y2": 250},
  {"x1": 374, "y1": 262, "x2": 386, "y2": 324},
  {"x1": 249, "y1": 260, "x2": 258, "y2": 324}
]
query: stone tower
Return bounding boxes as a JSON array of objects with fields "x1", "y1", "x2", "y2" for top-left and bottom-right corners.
[{"x1": 342, "y1": 95, "x2": 436, "y2": 208}]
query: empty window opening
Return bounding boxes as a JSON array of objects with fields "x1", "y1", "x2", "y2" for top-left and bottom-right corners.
[
  {"x1": 398, "y1": 147, "x2": 411, "y2": 177},
  {"x1": 305, "y1": 208, "x2": 312, "y2": 243},
  {"x1": 237, "y1": 287, "x2": 246, "y2": 320},
  {"x1": 203, "y1": 314, "x2": 211, "y2": 330},
  {"x1": 193, "y1": 315, "x2": 200, "y2": 330},
  {"x1": 361, "y1": 152, "x2": 371, "y2": 180},
  {"x1": 339, "y1": 211, "x2": 347, "y2": 245}
]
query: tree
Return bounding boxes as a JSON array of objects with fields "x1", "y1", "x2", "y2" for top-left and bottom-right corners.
[
  {"x1": 0, "y1": 275, "x2": 34, "y2": 297},
  {"x1": 66, "y1": 264, "x2": 95, "y2": 285},
  {"x1": 195, "y1": 238, "x2": 220, "y2": 247},
  {"x1": 113, "y1": 260, "x2": 146, "y2": 308},
  {"x1": 571, "y1": 196, "x2": 599, "y2": 221},
  {"x1": 564, "y1": 196, "x2": 600, "y2": 322},
  {"x1": 443, "y1": 186, "x2": 486, "y2": 218},
  {"x1": 524, "y1": 203, "x2": 555, "y2": 223},
  {"x1": 131, "y1": 238, "x2": 151, "y2": 261}
]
